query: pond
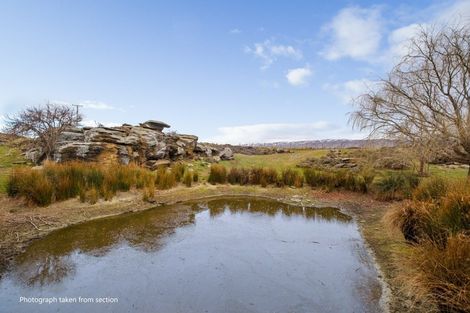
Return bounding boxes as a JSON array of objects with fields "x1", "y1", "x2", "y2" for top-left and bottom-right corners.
[{"x1": 0, "y1": 197, "x2": 384, "y2": 313}]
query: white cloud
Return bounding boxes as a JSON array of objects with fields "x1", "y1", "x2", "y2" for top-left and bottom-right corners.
[
  {"x1": 323, "y1": 79, "x2": 375, "y2": 104},
  {"x1": 386, "y1": 23, "x2": 422, "y2": 63},
  {"x1": 245, "y1": 40, "x2": 302, "y2": 69},
  {"x1": 383, "y1": 1, "x2": 470, "y2": 66},
  {"x1": 79, "y1": 100, "x2": 118, "y2": 111},
  {"x1": 322, "y1": 6, "x2": 382, "y2": 60},
  {"x1": 436, "y1": 0, "x2": 470, "y2": 24},
  {"x1": 81, "y1": 119, "x2": 121, "y2": 128},
  {"x1": 286, "y1": 66, "x2": 312, "y2": 86},
  {"x1": 205, "y1": 122, "x2": 366, "y2": 144},
  {"x1": 229, "y1": 28, "x2": 241, "y2": 34}
]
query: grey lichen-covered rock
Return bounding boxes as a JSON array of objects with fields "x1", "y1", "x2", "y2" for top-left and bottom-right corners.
[
  {"x1": 53, "y1": 142, "x2": 107, "y2": 162},
  {"x1": 25, "y1": 120, "x2": 232, "y2": 168},
  {"x1": 139, "y1": 120, "x2": 171, "y2": 132},
  {"x1": 219, "y1": 147, "x2": 234, "y2": 160},
  {"x1": 145, "y1": 159, "x2": 171, "y2": 170},
  {"x1": 25, "y1": 148, "x2": 44, "y2": 164}
]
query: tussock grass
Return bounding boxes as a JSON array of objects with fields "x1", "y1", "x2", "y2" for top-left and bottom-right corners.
[
  {"x1": 280, "y1": 168, "x2": 303, "y2": 187},
  {"x1": 7, "y1": 161, "x2": 156, "y2": 206},
  {"x1": 373, "y1": 172, "x2": 420, "y2": 200},
  {"x1": 386, "y1": 178, "x2": 470, "y2": 312},
  {"x1": 172, "y1": 162, "x2": 186, "y2": 182},
  {"x1": 303, "y1": 168, "x2": 370, "y2": 193},
  {"x1": 155, "y1": 167, "x2": 176, "y2": 190},
  {"x1": 413, "y1": 176, "x2": 450, "y2": 202},
  {"x1": 385, "y1": 200, "x2": 439, "y2": 243},
  {"x1": 183, "y1": 171, "x2": 193, "y2": 187},
  {"x1": 227, "y1": 167, "x2": 250, "y2": 185},
  {"x1": 208, "y1": 164, "x2": 227, "y2": 184},
  {"x1": 400, "y1": 235, "x2": 470, "y2": 313}
]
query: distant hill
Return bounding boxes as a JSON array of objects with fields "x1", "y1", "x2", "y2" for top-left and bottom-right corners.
[{"x1": 253, "y1": 139, "x2": 396, "y2": 149}]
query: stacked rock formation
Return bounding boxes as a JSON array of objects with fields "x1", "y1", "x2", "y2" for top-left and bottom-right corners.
[{"x1": 25, "y1": 120, "x2": 233, "y2": 168}]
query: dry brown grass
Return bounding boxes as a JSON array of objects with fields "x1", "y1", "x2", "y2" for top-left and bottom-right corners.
[
  {"x1": 208, "y1": 164, "x2": 227, "y2": 184},
  {"x1": 7, "y1": 161, "x2": 156, "y2": 205},
  {"x1": 399, "y1": 235, "x2": 470, "y2": 313},
  {"x1": 386, "y1": 178, "x2": 470, "y2": 312}
]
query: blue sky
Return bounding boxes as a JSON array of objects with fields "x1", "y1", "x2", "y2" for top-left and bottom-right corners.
[{"x1": 0, "y1": 0, "x2": 469, "y2": 144}]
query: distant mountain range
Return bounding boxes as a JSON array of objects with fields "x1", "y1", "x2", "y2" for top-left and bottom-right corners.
[{"x1": 252, "y1": 139, "x2": 396, "y2": 149}]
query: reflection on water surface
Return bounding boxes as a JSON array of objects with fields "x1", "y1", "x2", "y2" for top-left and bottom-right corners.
[{"x1": 0, "y1": 197, "x2": 382, "y2": 313}]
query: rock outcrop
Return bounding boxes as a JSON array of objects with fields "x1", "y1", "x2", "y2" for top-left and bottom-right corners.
[{"x1": 25, "y1": 120, "x2": 233, "y2": 168}]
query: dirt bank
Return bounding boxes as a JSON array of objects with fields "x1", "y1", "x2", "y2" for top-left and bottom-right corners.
[{"x1": 0, "y1": 184, "x2": 409, "y2": 312}]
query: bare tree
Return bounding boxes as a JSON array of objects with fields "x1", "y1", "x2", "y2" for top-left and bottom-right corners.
[
  {"x1": 3, "y1": 103, "x2": 82, "y2": 162},
  {"x1": 351, "y1": 24, "x2": 470, "y2": 175}
]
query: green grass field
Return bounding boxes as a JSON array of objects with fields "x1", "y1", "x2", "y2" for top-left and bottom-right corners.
[
  {"x1": 0, "y1": 145, "x2": 25, "y2": 193},
  {"x1": 220, "y1": 149, "x2": 328, "y2": 171},
  {"x1": 220, "y1": 149, "x2": 468, "y2": 180},
  {"x1": 428, "y1": 164, "x2": 468, "y2": 180}
]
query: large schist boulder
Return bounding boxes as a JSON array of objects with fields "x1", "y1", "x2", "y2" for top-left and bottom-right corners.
[{"x1": 31, "y1": 120, "x2": 234, "y2": 169}]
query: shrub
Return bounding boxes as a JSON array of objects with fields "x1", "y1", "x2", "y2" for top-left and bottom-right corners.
[
  {"x1": 373, "y1": 172, "x2": 420, "y2": 201},
  {"x1": 183, "y1": 171, "x2": 192, "y2": 187},
  {"x1": 413, "y1": 177, "x2": 449, "y2": 202},
  {"x1": 208, "y1": 164, "x2": 227, "y2": 184}
]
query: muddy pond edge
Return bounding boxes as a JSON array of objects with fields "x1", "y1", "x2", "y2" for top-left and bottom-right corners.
[{"x1": 1, "y1": 184, "x2": 402, "y2": 312}]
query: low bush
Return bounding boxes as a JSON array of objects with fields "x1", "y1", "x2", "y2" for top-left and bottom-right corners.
[{"x1": 208, "y1": 164, "x2": 227, "y2": 184}]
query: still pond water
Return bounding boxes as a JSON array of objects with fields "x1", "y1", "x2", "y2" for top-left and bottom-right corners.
[{"x1": 0, "y1": 197, "x2": 383, "y2": 313}]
